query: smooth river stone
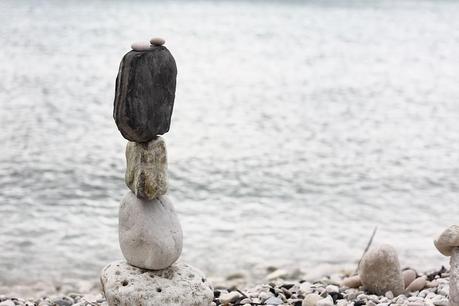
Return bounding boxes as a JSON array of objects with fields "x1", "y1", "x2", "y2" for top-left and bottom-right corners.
[
  {"x1": 150, "y1": 37, "x2": 165, "y2": 46},
  {"x1": 403, "y1": 269, "x2": 417, "y2": 288},
  {"x1": 101, "y1": 260, "x2": 213, "y2": 306},
  {"x1": 131, "y1": 41, "x2": 153, "y2": 51},
  {"x1": 405, "y1": 276, "x2": 426, "y2": 292},
  {"x1": 119, "y1": 192, "x2": 182, "y2": 270},
  {"x1": 113, "y1": 47, "x2": 177, "y2": 142},
  {"x1": 341, "y1": 275, "x2": 361, "y2": 288},
  {"x1": 125, "y1": 137, "x2": 167, "y2": 200},
  {"x1": 359, "y1": 244, "x2": 404, "y2": 296}
]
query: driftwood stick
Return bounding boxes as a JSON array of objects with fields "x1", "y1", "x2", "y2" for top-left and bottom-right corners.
[
  {"x1": 355, "y1": 226, "x2": 378, "y2": 274},
  {"x1": 236, "y1": 288, "x2": 249, "y2": 299}
]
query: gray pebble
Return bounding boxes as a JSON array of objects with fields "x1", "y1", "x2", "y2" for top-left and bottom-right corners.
[{"x1": 150, "y1": 37, "x2": 166, "y2": 46}]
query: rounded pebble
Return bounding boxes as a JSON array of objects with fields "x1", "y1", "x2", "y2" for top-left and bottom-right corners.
[
  {"x1": 403, "y1": 269, "x2": 417, "y2": 288},
  {"x1": 406, "y1": 277, "x2": 427, "y2": 292},
  {"x1": 150, "y1": 37, "x2": 166, "y2": 46},
  {"x1": 131, "y1": 41, "x2": 152, "y2": 51},
  {"x1": 302, "y1": 293, "x2": 322, "y2": 306},
  {"x1": 341, "y1": 275, "x2": 361, "y2": 288}
]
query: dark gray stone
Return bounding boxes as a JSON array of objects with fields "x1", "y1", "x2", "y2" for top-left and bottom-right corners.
[{"x1": 113, "y1": 46, "x2": 177, "y2": 142}]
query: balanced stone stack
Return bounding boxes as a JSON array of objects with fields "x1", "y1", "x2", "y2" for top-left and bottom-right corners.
[{"x1": 100, "y1": 38, "x2": 213, "y2": 306}]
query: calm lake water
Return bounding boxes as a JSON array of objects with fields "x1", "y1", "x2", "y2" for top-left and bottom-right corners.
[{"x1": 1, "y1": 0, "x2": 459, "y2": 287}]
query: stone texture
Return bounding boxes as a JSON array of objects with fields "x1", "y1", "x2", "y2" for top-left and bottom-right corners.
[
  {"x1": 302, "y1": 293, "x2": 322, "y2": 306},
  {"x1": 403, "y1": 269, "x2": 417, "y2": 288},
  {"x1": 450, "y1": 247, "x2": 459, "y2": 306},
  {"x1": 359, "y1": 244, "x2": 404, "y2": 296},
  {"x1": 341, "y1": 275, "x2": 361, "y2": 288},
  {"x1": 434, "y1": 225, "x2": 459, "y2": 256},
  {"x1": 131, "y1": 42, "x2": 153, "y2": 51},
  {"x1": 100, "y1": 260, "x2": 213, "y2": 306},
  {"x1": 125, "y1": 137, "x2": 167, "y2": 200},
  {"x1": 406, "y1": 277, "x2": 426, "y2": 292},
  {"x1": 119, "y1": 192, "x2": 182, "y2": 270},
  {"x1": 113, "y1": 47, "x2": 177, "y2": 142},
  {"x1": 150, "y1": 37, "x2": 165, "y2": 46}
]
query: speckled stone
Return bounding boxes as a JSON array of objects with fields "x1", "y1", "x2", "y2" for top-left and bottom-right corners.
[
  {"x1": 359, "y1": 244, "x2": 404, "y2": 296},
  {"x1": 100, "y1": 260, "x2": 213, "y2": 306},
  {"x1": 125, "y1": 137, "x2": 168, "y2": 200}
]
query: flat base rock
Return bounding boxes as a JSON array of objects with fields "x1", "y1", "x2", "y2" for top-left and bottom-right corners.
[{"x1": 101, "y1": 261, "x2": 213, "y2": 306}]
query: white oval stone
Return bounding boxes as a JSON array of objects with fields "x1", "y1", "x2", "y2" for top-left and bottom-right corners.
[
  {"x1": 119, "y1": 192, "x2": 182, "y2": 270},
  {"x1": 101, "y1": 260, "x2": 213, "y2": 306},
  {"x1": 131, "y1": 41, "x2": 153, "y2": 51},
  {"x1": 359, "y1": 244, "x2": 404, "y2": 296},
  {"x1": 150, "y1": 37, "x2": 165, "y2": 46}
]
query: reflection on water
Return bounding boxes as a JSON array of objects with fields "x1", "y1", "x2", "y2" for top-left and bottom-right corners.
[{"x1": 1, "y1": 0, "x2": 459, "y2": 286}]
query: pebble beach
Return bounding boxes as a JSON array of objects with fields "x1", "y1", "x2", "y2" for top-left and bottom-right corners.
[{"x1": 0, "y1": 266, "x2": 451, "y2": 306}]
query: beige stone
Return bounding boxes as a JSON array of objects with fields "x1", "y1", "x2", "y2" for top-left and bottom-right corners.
[
  {"x1": 125, "y1": 137, "x2": 168, "y2": 200},
  {"x1": 406, "y1": 276, "x2": 426, "y2": 292},
  {"x1": 150, "y1": 37, "x2": 166, "y2": 46},
  {"x1": 435, "y1": 225, "x2": 459, "y2": 256},
  {"x1": 131, "y1": 41, "x2": 153, "y2": 51},
  {"x1": 302, "y1": 293, "x2": 322, "y2": 306},
  {"x1": 450, "y1": 247, "x2": 459, "y2": 306},
  {"x1": 403, "y1": 269, "x2": 417, "y2": 288},
  {"x1": 341, "y1": 275, "x2": 361, "y2": 288},
  {"x1": 101, "y1": 260, "x2": 212, "y2": 306},
  {"x1": 434, "y1": 226, "x2": 459, "y2": 306},
  {"x1": 358, "y1": 244, "x2": 404, "y2": 296}
]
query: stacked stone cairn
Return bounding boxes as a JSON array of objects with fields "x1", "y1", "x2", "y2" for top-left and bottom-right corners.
[{"x1": 100, "y1": 38, "x2": 213, "y2": 306}]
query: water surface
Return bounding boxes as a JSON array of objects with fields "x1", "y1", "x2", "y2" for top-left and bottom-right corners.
[{"x1": 1, "y1": 0, "x2": 459, "y2": 286}]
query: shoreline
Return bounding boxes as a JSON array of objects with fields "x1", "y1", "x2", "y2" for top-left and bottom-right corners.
[{"x1": 0, "y1": 265, "x2": 450, "y2": 306}]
